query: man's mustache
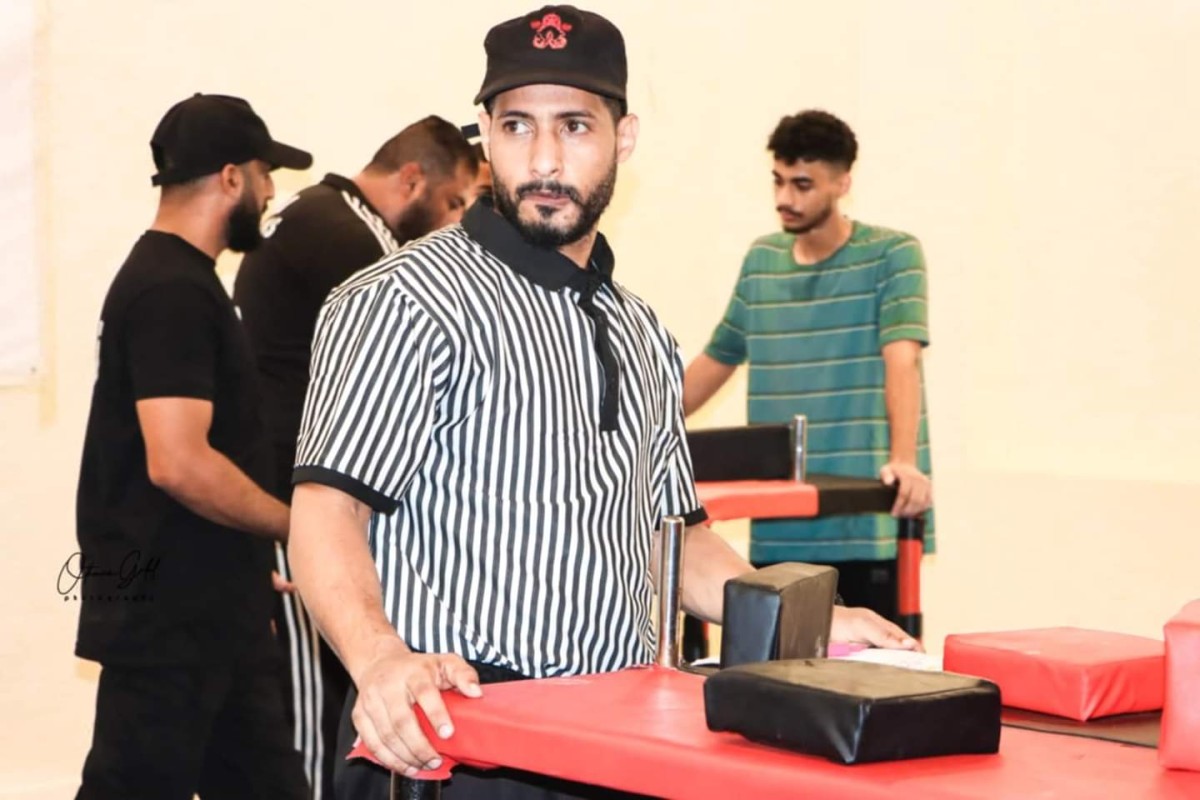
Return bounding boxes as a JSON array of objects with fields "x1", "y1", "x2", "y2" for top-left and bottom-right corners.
[{"x1": 517, "y1": 181, "x2": 584, "y2": 205}]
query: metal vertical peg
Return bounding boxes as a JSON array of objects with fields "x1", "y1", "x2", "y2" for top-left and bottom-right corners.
[
  {"x1": 656, "y1": 515, "x2": 685, "y2": 669},
  {"x1": 791, "y1": 414, "x2": 808, "y2": 482}
]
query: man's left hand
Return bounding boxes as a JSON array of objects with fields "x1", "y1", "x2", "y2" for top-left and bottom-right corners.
[
  {"x1": 831, "y1": 606, "x2": 922, "y2": 651},
  {"x1": 880, "y1": 461, "x2": 931, "y2": 518}
]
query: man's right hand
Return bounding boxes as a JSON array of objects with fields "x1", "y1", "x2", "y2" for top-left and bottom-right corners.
[{"x1": 351, "y1": 644, "x2": 483, "y2": 775}]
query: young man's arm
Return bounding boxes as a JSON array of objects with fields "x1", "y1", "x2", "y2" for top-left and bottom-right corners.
[
  {"x1": 686, "y1": 259, "x2": 751, "y2": 416},
  {"x1": 877, "y1": 237, "x2": 933, "y2": 517},
  {"x1": 880, "y1": 340, "x2": 932, "y2": 517},
  {"x1": 683, "y1": 353, "x2": 737, "y2": 416}
]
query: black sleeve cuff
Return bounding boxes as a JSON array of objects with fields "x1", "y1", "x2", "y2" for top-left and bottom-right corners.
[
  {"x1": 292, "y1": 465, "x2": 397, "y2": 514},
  {"x1": 662, "y1": 510, "x2": 705, "y2": 527}
]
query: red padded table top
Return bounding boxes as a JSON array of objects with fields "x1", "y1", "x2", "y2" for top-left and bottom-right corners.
[
  {"x1": 354, "y1": 666, "x2": 1200, "y2": 799},
  {"x1": 694, "y1": 480, "x2": 819, "y2": 520},
  {"x1": 944, "y1": 628, "x2": 1166, "y2": 720}
]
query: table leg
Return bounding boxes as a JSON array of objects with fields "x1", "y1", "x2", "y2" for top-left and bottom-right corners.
[
  {"x1": 391, "y1": 774, "x2": 442, "y2": 799},
  {"x1": 682, "y1": 614, "x2": 709, "y2": 662},
  {"x1": 896, "y1": 517, "x2": 924, "y2": 639}
]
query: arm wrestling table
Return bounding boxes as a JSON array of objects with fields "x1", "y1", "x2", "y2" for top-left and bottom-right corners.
[
  {"x1": 372, "y1": 512, "x2": 1192, "y2": 799},
  {"x1": 370, "y1": 664, "x2": 1199, "y2": 799},
  {"x1": 686, "y1": 417, "x2": 926, "y2": 638}
]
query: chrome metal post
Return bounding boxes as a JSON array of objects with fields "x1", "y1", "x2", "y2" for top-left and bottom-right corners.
[
  {"x1": 791, "y1": 414, "x2": 808, "y2": 483},
  {"x1": 656, "y1": 516, "x2": 685, "y2": 669}
]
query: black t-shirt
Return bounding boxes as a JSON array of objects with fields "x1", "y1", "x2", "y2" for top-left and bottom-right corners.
[
  {"x1": 75, "y1": 231, "x2": 274, "y2": 666},
  {"x1": 233, "y1": 174, "x2": 398, "y2": 496}
]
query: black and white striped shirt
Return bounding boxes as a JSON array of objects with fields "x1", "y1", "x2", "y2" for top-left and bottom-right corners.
[{"x1": 294, "y1": 199, "x2": 706, "y2": 678}]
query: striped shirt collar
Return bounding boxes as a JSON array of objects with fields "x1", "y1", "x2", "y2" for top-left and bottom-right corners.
[{"x1": 462, "y1": 196, "x2": 616, "y2": 295}]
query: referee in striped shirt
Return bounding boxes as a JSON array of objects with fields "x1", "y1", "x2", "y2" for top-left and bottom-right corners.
[{"x1": 288, "y1": 7, "x2": 919, "y2": 799}]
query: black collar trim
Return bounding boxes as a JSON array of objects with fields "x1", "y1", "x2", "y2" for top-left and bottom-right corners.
[{"x1": 462, "y1": 197, "x2": 616, "y2": 295}]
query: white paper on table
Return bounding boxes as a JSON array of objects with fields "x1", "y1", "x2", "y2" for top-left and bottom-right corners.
[
  {"x1": 688, "y1": 649, "x2": 943, "y2": 671},
  {"x1": 835, "y1": 648, "x2": 944, "y2": 672}
]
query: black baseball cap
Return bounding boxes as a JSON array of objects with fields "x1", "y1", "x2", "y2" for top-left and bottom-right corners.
[
  {"x1": 150, "y1": 93, "x2": 312, "y2": 187},
  {"x1": 474, "y1": 6, "x2": 626, "y2": 108}
]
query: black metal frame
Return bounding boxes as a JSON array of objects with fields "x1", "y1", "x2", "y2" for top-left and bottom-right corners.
[{"x1": 684, "y1": 423, "x2": 924, "y2": 645}]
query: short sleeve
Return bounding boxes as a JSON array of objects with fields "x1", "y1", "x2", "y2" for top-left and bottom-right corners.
[
  {"x1": 292, "y1": 281, "x2": 449, "y2": 514},
  {"x1": 658, "y1": 346, "x2": 708, "y2": 527},
  {"x1": 703, "y1": 256, "x2": 752, "y2": 366},
  {"x1": 660, "y1": 435, "x2": 709, "y2": 527},
  {"x1": 877, "y1": 237, "x2": 930, "y2": 348},
  {"x1": 125, "y1": 283, "x2": 217, "y2": 401}
]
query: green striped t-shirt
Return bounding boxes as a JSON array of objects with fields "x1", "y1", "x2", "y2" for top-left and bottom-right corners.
[{"x1": 705, "y1": 221, "x2": 934, "y2": 563}]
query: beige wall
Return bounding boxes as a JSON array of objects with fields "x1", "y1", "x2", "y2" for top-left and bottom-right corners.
[{"x1": 3, "y1": 0, "x2": 1198, "y2": 795}]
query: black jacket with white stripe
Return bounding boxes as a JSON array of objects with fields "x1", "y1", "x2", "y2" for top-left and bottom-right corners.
[{"x1": 234, "y1": 173, "x2": 399, "y2": 488}]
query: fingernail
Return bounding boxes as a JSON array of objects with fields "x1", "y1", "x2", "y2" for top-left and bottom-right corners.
[
  {"x1": 404, "y1": 766, "x2": 419, "y2": 777},
  {"x1": 427, "y1": 758, "x2": 442, "y2": 770},
  {"x1": 438, "y1": 724, "x2": 453, "y2": 738}
]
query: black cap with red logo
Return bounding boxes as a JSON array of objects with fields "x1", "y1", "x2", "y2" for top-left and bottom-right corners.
[{"x1": 474, "y1": 6, "x2": 627, "y2": 108}]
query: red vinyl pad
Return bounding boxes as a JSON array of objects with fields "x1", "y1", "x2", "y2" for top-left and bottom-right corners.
[
  {"x1": 694, "y1": 480, "x2": 819, "y2": 521},
  {"x1": 349, "y1": 666, "x2": 1200, "y2": 799},
  {"x1": 1161, "y1": 600, "x2": 1200, "y2": 771},
  {"x1": 944, "y1": 628, "x2": 1164, "y2": 721}
]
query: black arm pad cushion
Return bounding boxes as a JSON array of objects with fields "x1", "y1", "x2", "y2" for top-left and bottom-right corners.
[
  {"x1": 686, "y1": 425, "x2": 791, "y2": 482},
  {"x1": 705, "y1": 659, "x2": 1001, "y2": 764},
  {"x1": 720, "y1": 563, "x2": 839, "y2": 669}
]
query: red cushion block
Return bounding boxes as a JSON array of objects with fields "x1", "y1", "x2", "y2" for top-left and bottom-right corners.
[
  {"x1": 1161, "y1": 601, "x2": 1200, "y2": 771},
  {"x1": 943, "y1": 628, "x2": 1164, "y2": 721}
]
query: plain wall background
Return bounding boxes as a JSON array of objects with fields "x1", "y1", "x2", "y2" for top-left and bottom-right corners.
[{"x1": 2, "y1": 0, "x2": 1198, "y2": 795}]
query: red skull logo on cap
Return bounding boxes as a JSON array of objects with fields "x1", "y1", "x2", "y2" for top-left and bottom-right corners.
[{"x1": 530, "y1": 12, "x2": 572, "y2": 49}]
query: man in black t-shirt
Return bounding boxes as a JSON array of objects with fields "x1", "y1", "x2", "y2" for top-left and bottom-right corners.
[
  {"x1": 74, "y1": 93, "x2": 312, "y2": 800},
  {"x1": 232, "y1": 115, "x2": 475, "y2": 800}
]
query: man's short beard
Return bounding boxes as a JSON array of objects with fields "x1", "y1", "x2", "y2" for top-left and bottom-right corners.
[
  {"x1": 226, "y1": 189, "x2": 264, "y2": 253},
  {"x1": 394, "y1": 193, "x2": 440, "y2": 244},
  {"x1": 493, "y1": 162, "x2": 617, "y2": 249}
]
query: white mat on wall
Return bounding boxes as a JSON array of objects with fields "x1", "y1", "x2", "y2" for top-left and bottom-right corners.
[{"x1": 0, "y1": 0, "x2": 39, "y2": 384}]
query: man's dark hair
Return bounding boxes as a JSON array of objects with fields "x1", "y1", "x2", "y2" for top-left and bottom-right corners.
[
  {"x1": 768, "y1": 110, "x2": 858, "y2": 170},
  {"x1": 482, "y1": 94, "x2": 626, "y2": 124},
  {"x1": 366, "y1": 115, "x2": 478, "y2": 179}
]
